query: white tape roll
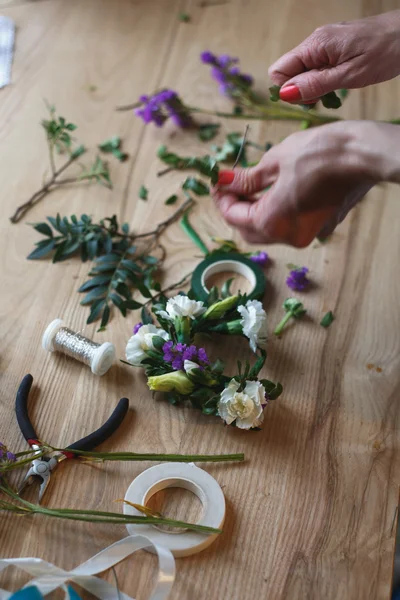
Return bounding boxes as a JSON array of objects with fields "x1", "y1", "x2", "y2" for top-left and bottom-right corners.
[{"x1": 124, "y1": 463, "x2": 225, "y2": 557}]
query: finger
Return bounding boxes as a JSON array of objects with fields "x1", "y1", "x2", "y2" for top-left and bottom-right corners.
[
  {"x1": 278, "y1": 62, "x2": 351, "y2": 103},
  {"x1": 216, "y1": 163, "x2": 276, "y2": 196},
  {"x1": 214, "y1": 193, "x2": 258, "y2": 229}
]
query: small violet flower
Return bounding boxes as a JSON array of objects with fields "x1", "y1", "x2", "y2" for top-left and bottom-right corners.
[
  {"x1": 135, "y1": 89, "x2": 194, "y2": 128},
  {"x1": 250, "y1": 251, "x2": 269, "y2": 267},
  {"x1": 286, "y1": 266, "x2": 310, "y2": 291},
  {"x1": 162, "y1": 342, "x2": 209, "y2": 371},
  {"x1": 201, "y1": 51, "x2": 253, "y2": 97},
  {"x1": 133, "y1": 322, "x2": 143, "y2": 334}
]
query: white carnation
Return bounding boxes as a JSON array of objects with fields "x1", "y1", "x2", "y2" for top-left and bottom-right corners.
[
  {"x1": 183, "y1": 359, "x2": 200, "y2": 375},
  {"x1": 237, "y1": 299, "x2": 267, "y2": 353},
  {"x1": 156, "y1": 295, "x2": 206, "y2": 321},
  {"x1": 125, "y1": 325, "x2": 169, "y2": 367},
  {"x1": 217, "y1": 379, "x2": 266, "y2": 430}
]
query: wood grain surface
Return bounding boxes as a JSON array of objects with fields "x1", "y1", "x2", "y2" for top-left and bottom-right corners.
[{"x1": 1, "y1": 1, "x2": 399, "y2": 598}]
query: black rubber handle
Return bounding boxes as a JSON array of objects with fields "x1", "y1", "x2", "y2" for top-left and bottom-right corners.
[
  {"x1": 15, "y1": 374, "x2": 38, "y2": 442},
  {"x1": 66, "y1": 397, "x2": 129, "y2": 453}
]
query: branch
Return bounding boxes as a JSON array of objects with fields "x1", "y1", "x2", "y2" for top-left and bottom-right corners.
[
  {"x1": 134, "y1": 197, "x2": 194, "y2": 239},
  {"x1": 10, "y1": 155, "x2": 78, "y2": 223},
  {"x1": 144, "y1": 271, "x2": 192, "y2": 306}
]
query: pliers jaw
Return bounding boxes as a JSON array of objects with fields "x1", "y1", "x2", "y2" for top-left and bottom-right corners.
[{"x1": 18, "y1": 454, "x2": 63, "y2": 503}]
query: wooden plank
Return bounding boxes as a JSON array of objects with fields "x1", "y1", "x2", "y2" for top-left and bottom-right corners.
[{"x1": 0, "y1": 0, "x2": 399, "y2": 598}]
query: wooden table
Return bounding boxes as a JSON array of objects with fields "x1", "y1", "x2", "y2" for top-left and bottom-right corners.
[{"x1": 1, "y1": 1, "x2": 399, "y2": 598}]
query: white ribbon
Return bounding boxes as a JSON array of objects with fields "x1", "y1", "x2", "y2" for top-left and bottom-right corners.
[{"x1": 0, "y1": 535, "x2": 175, "y2": 600}]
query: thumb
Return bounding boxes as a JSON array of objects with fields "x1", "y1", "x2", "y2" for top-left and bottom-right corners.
[
  {"x1": 216, "y1": 164, "x2": 274, "y2": 196},
  {"x1": 280, "y1": 63, "x2": 349, "y2": 102}
]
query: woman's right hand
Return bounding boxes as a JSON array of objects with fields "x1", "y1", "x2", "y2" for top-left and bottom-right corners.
[{"x1": 269, "y1": 10, "x2": 400, "y2": 104}]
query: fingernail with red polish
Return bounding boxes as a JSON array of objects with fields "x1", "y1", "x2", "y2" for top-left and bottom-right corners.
[
  {"x1": 279, "y1": 84, "x2": 301, "y2": 102},
  {"x1": 218, "y1": 170, "x2": 235, "y2": 185}
]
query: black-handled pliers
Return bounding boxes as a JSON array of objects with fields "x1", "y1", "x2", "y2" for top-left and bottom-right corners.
[{"x1": 16, "y1": 374, "x2": 129, "y2": 503}]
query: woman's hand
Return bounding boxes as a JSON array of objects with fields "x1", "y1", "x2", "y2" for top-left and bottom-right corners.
[
  {"x1": 269, "y1": 11, "x2": 400, "y2": 104},
  {"x1": 213, "y1": 121, "x2": 400, "y2": 247}
]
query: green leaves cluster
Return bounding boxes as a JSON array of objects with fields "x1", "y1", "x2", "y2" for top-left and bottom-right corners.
[
  {"x1": 79, "y1": 238, "x2": 156, "y2": 329},
  {"x1": 27, "y1": 214, "x2": 158, "y2": 329},
  {"x1": 157, "y1": 145, "x2": 219, "y2": 184},
  {"x1": 98, "y1": 136, "x2": 128, "y2": 162},
  {"x1": 41, "y1": 105, "x2": 78, "y2": 154},
  {"x1": 198, "y1": 123, "x2": 220, "y2": 141},
  {"x1": 212, "y1": 132, "x2": 249, "y2": 166}
]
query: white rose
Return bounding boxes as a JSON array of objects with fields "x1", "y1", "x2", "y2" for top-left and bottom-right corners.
[
  {"x1": 156, "y1": 295, "x2": 206, "y2": 321},
  {"x1": 237, "y1": 299, "x2": 267, "y2": 353},
  {"x1": 217, "y1": 379, "x2": 265, "y2": 429},
  {"x1": 125, "y1": 324, "x2": 169, "y2": 367}
]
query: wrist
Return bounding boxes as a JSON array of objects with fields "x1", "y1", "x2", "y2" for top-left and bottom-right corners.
[
  {"x1": 326, "y1": 121, "x2": 400, "y2": 184},
  {"x1": 346, "y1": 121, "x2": 400, "y2": 184}
]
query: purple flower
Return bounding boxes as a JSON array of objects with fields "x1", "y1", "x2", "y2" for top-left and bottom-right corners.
[
  {"x1": 200, "y1": 51, "x2": 217, "y2": 64},
  {"x1": 134, "y1": 89, "x2": 194, "y2": 128},
  {"x1": 250, "y1": 251, "x2": 269, "y2": 267},
  {"x1": 197, "y1": 348, "x2": 210, "y2": 365},
  {"x1": 133, "y1": 322, "x2": 143, "y2": 335},
  {"x1": 286, "y1": 266, "x2": 310, "y2": 291},
  {"x1": 6, "y1": 451, "x2": 16, "y2": 462},
  {"x1": 201, "y1": 51, "x2": 253, "y2": 97},
  {"x1": 163, "y1": 342, "x2": 210, "y2": 371}
]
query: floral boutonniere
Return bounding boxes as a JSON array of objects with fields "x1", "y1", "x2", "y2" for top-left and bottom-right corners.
[{"x1": 125, "y1": 291, "x2": 282, "y2": 430}]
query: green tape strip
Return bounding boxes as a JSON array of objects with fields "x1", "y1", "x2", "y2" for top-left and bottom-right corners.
[{"x1": 191, "y1": 252, "x2": 266, "y2": 302}]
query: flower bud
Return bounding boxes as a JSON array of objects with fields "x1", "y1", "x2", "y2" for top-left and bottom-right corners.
[
  {"x1": 203, "y1": 295, "x2": 239, "y2": 320},
  {"x1": 148, "y1": 371, "x2": 194, "y2": 395}
]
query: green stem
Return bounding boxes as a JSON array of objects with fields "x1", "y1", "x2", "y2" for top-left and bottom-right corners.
[
  {"x1": 180, "y1": 211, "x2": 209, "y2": 255},
  {"x1": 0, "y1": 486, "x2": 220, "y2": 534},
  {"x1": 274, "y1": 311, "x2": 293, "y2": 336},
  {"x1": 50, "y1": 447, "x2": 244, "y2": 462}
]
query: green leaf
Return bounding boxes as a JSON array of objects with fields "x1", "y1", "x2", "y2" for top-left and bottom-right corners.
[
  {"x1": 110, "y1": 293, "x2": 127, "y2": 317},
  {"x1": 141, "y1": 255, "x2": 158, "y2": 265},
  {"x1": 136, "y1": 281, "x2": 152, "y2": 298},
  {"x1": 66, "y1": 123, "x2": 77, "y2": 131},
  {"x1": 87, "y1": 299, "x2": 106, "y2": 324},
  {"x1": 86, "y1": 239, "x2": 99, "y2": 260},
  {"x1": 80, "y1": 285, "x2": 108, "y2": 305},
  {"x1": 182, "y1": 177, "x2": 209, "y2": 196},
  {"x1": 180, "y1": 211, "x2": 209, "y2": 255},
  {"x1": 115, "y1": 282, "x2": 132, "y2": 300},
  {"x1": 178, "y1": 11, "x2": 190, "y2": 22},
  {"x1": 141, "y1": 305, "x2": 153, "y2": 324},
  {"x1": 221, "y1": 278, "x2": 234, "y2": 299},
  {"x1": 152, "y1": 335, "x2": 167, "y2": 351},
  {"x1": 112, "y1": 148, "x2": 128, "y2": 162},
  {"x1": 165, "y1": 194, "x2": 178, "y2": 206},
  {"x1": 123, "y1": 299, "x2": 143, "y2": 310},
  {"x1": 27, "y1": 239, "x2": 55, "y2": 260},
  {"x1": 98, "y1": 136, "x2": 121, "y2": 152},
  {"x1": 207, "y1": 286, "x2": 219, "y2": 306},
  {"x1": 320, "y1": 311, "x2": 335, "y2": 328},
  {"x1": 198, "y1": 123, "x2": 220, "y2": 142},
  {"x1": 339, "y1": 89, "x2": 349, "y2": 99},
  {"x1": 139, "y1": 185, "x2": 148, "y2": 200},
  {"x1": 71, "y1": 144, "x2": 86, "y2": 159},
  {"x1": 260, "y1": 380, "x2": 283, "y2": 400},
  {"x1": 95, "y1": 253, "x2": 121, "y2": 264},
  {"x1": 269, "y1": 85, "x2": 281, "y2": 102},
  {"x1": 33, "y1": 222, "x2": 53, "y2": 237},
  {"x1": 99, "y1": 304, "x2": 111, "y2": 330},
  {"x1": 78, "y1": 275, "x2": 111, "y2": 292},
  {"x1": 321, "y1": 91, "x2": 342, "y2": 109}
]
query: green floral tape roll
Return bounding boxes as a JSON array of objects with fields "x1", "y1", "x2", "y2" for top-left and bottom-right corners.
[{"x1": 191, "y1": 252, "x2": 266, "y2": 302}]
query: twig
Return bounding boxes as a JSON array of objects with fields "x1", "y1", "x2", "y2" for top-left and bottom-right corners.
[
  {"x1": 157, "y1": 166, "x2": 175, "y2": 177},
  {"x1": 144, "y1": 272, "x2": 192, "y2": 306},
  {"x1": 232, "y1": 124, "x2": 249, "y2": 168},
  {"x1": 134, "y1": 197, "x2": 194, "y2": 239},
  {"x1": 10, "y1": 155, "x2": 79, "y2": 223}
]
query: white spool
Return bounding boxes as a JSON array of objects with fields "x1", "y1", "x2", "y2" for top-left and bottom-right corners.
[
  {"x1": 124, "y1": 463, "x2": 226, "y2": 557},
  {"x1": 42, "y1": 318, "x2": 116, "y2": 376}
]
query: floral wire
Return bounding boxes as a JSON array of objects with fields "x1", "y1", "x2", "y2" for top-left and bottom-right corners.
[{"x1": 232, "y1": 124, "x2": 250, "y2": 169}]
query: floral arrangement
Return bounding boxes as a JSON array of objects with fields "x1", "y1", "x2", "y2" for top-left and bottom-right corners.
[{"x1": 125, "y1": 292, "x2": 283, "y2": 430}]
